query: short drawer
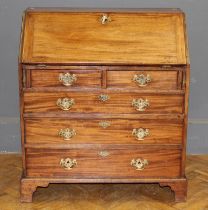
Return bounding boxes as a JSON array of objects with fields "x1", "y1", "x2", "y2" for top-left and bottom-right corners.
[
  {"x1": 30, "y1": 70, "x2": 102, "y2": 87},
  {"x1": 26, "y1": 147, "x2": 181, "y2": 178},
  {"x1": 24, "y1": 92, "x2": 184, "y2": 114},
  {"x1": 25, "y1": 118, "x2": 183, "y2": 145},
  {"x1": 107, "y1": 70, "x2": 180, "y2": 89}
]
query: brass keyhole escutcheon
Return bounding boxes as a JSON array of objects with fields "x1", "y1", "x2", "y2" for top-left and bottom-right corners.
[
  {"x1": 98, "y1": 94, "x2": 110, "y2": 102},
  {"x1": 131, "y1": 158, "x2": 148, "y2": 170},
  {"x1": 100, "y1": 14, "x2": 111, "y2": 24}
]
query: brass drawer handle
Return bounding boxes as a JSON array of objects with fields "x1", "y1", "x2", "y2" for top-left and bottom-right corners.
[
  {"x1": 133, "y1": 74, "x2": 151, "y2": 87},
  {"x1": 100, "y1": 14, "x2": 111, "y2": 24},
  {"x1": 60, "y1": 158, "x2": 77, "y2": 170},
  {"x1": 56, "y1": 97, "x2": 75, "y2": 110},
  {"x1": 98, "y1": 150, "x2": 110, "y2": 157},
  {"x1": 99, "y1": 94, "x2": 110, "y2": 102},
  {"x1": 99, "y1": 121, "x2": 111, "y2": 128},
  {"x1": 131, "y1": 158, "x2": 148, "y2": 170},
  {"x1": 132, "y1": 98, "x2": 149, "y2": 111},
  {"x1": 58, "y1": 128, "x2": 76, "y2": 140},
  {"x1": 132, "y1": 128, "x2": 149, "y2": 141},
  {"x1": 59, "y1": 73, "x2": 77, "y2": 86}
]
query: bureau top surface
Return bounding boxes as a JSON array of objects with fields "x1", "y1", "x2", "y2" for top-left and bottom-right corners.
[{"x1": 20, "y1": 8, "x2": 188, "y2": 65}]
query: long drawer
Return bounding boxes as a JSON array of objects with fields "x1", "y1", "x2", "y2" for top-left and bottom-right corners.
[
  {"x1": 24, "y1": 92, "x2": 184, "y2": 114},
  {"x1": 26, "y1": 147, "x2": 181, "y2": 178},
  {"x1": 25, "y1": 118, "x2": 183, "y2": 144}
]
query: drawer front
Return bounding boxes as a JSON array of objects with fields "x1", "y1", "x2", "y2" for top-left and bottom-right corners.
[
  {"x1": 26, "y1": 148, "x2": 181, "y2": 178},
  {"x1": 24, "y1": 92, "x2": 184, "y2": 114},
  {"x1": 107, "y1": 70, "x2": 179, "y2": 89},
  {"x1": 25, "y1": 118, "x2": 183, "y2": 144},
  {"x1": 30, "y1": 70, "x2": 102, "y2": 87}
]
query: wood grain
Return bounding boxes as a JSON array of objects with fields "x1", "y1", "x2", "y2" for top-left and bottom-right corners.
[
  {"x1": 21, "y1": 11, "x2": 187, "y2": 64},
  {"x1": 25, "y1": 118, "x2": 183, "y2": 144},
  {"x1": 24, "y1": 92, "x2": 184, "y2": 114},
  {"x1": 26, "y1": 148, "x2": 181, "y2": 178}
]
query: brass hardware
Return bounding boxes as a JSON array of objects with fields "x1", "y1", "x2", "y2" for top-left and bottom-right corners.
[
  {"x1": 98, "y1": 150, "x2": 110, "y2": 157},
  {"x1": 132, "y1": 98, "x2": 149, "y2": 111},
  {"x1": 58, "y1": 128, "x2": 76, "y2": 140},
  {"x1": 131, "y1": 158, "x2": 148, "y2": 170},
  {"x1": 132, "y1": 128, "x2": 149, "y2": 140},
  {"x1": 99, "y1": 121, "x2": 111, "y2": 128},
  {"x1": 56, "y1": 98, "x2": 75, "y2": 110},
  {"x1": 100, "y1": 14, "x2": 111, "y2": 24},
  {"x1": 133, "y1": 74, "x2": 151, "y2": 87},
  {"x1": 60, "y1": 158, "x2": 77, "y2": 170},
  {"x1": 99, "y1": 94, "x2": 110, "y2": 102},
  {"x1": 59, "y1": 73, "x2": 77, "y2": 86}
]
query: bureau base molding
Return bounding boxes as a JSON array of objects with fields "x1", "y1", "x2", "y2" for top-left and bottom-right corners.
[{"x1": 20, "y1": 177, "x2": 187, "y2": 203}]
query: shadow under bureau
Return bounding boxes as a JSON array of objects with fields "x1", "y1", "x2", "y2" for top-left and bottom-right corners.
[{"x1": 19, "y1": 8, "x2": 190, "y2": 202}]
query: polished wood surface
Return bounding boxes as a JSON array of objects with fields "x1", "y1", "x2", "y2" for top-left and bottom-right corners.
[
  {"x1": 25, "y1": 118, "x2": 183, "y2": 144},
  {"x1": 26, "y1": 148, "x2": 181, "y2": 178},
  {"x1": 19, "y1": 9, "x2": 190, "y2": 203},
  {"x1": 30, "y1": 70, "x2": 102, "y2": 87},
  {"x1": 24, "y1": 92, "x2": 184, "y2": 113},
  {"x1": 0, "y1": 154, "x2": 207, "y2": 209},
  {"x1": 21, "y1": 10, "x2": 187, "y2": 64}
]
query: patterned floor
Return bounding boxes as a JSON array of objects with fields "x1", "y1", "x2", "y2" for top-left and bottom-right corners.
[{"x1": 0, "y1": 154, "x2": 207, "y2": 210}]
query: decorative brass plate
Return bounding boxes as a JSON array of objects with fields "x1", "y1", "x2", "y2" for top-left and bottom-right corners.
[
  {"x1": 60, "y1": 158, "x2": 77, "y2": 170},
  {"x1": 59, "y1": 73, "x2": 77, "y2": 86},
  {"x1": 133, "y1": 74, "x2": 151, "y2": 87},
  {"x1": 58, "y1": 128, "x2": 76, "y2": 140},
  {"x1": 56, "y1": 97, "x2": 75, "y2": 111},
  {"x1": 131, "y1": 158, "x2": 148, "y2": 170},
  {"x1": 132, "y1": 128, "x2": 149, "y2": 140},
  {"x1": 132, "y1": 98, "x2": 149, "y2": 111}
]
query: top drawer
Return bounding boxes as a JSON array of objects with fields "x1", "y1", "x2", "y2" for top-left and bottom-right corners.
[
  {"x1": 107, "y1": 70, "x2": 181, "y2": 90},
  {"x1": 29, "y1": 69, "x2": 102, "y2": 88}
]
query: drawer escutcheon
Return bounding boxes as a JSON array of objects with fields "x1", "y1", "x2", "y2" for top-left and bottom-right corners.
[
  {"x1": 133, "y1": 74, "x2": 151, "y2": 87},
  {"x1": 59, "y1": 73, "x2": 77, "y2": 86},
  {"x1": 98, "y1": 94, "x2": 110, "y2": 102},
  {"x1": 132, "y1": 128, "x2": 149, "y2": 141},
  {"x1": 56, "y1": 97, "x2": 75, "y2": 111},
  {"x1": 131, "y1": 158, "x2": 148, "y2": 170},
  {"x1": 132, "y1": 98, "x2": 149, "y2": 111},
  {"x1": 60, "y1": 158, "x2": 77, "y2": 170},
  {"x1": 99, "y1": 121, "x2": 111, "y2": 128},
  {"x1": 58, "y1": 128, "x2": 76, "y2": 140},
  {"x1": 98, "y1": 150, "x2": 110, "y2": 157}
]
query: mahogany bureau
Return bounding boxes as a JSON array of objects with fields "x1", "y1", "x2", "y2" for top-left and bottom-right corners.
[{"x1": 19, "y1": 8, "x2": 190, "y2": 202}]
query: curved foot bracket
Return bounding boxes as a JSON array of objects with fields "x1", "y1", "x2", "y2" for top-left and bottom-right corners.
[
  {"x1": 159, "y1": 179, "x2": 187, "y2": 202},
  {"x1": 20, "y1": 178, "x2": 49, "y2": 202}
]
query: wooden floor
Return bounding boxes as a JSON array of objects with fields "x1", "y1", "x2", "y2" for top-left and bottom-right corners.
[{"x1": 0, "y1": 154, "x2": 207, "y2": 210}]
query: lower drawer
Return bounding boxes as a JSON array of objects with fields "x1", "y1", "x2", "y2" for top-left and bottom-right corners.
[
  {"x1": 26, "y1": 147, "x2": 181, "y2": 178},
  {"x1": 25, "y1": 118, "x2": 183, "y2": 144},
  {"x1": 24, "y1": 92, "x2": 184, "y2": 114}
]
